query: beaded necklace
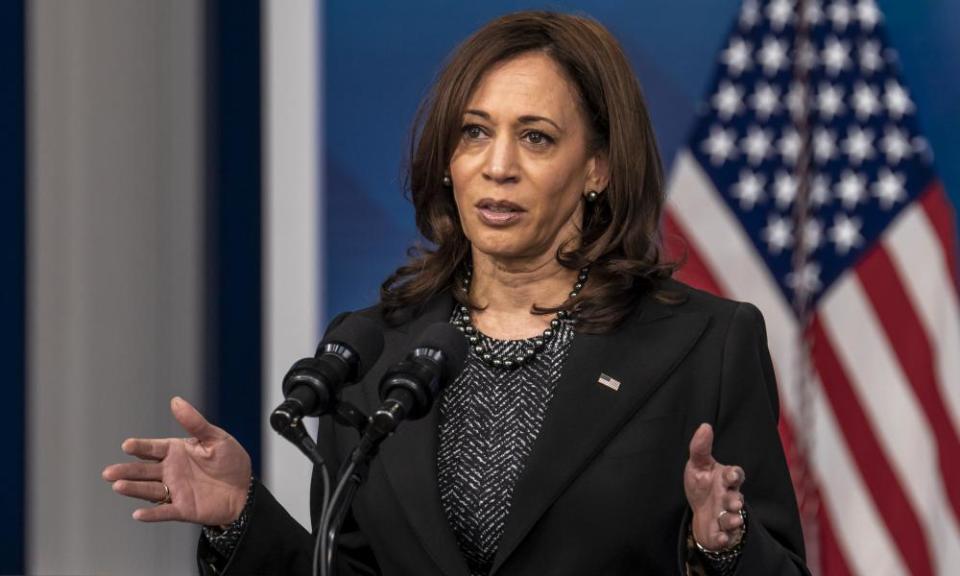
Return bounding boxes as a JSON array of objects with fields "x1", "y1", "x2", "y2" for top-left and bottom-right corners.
[{"x1": 451, "y1": 265, "x2": 589, "y2": 369}]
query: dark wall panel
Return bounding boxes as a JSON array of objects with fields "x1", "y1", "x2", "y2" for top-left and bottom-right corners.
[{"x1": 205, "y1": 0, "x2": 263, "y2": 475}]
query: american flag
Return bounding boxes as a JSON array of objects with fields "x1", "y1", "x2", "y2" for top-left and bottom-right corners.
[{"x1": 663, "y1": 1, "x2": 960, "y2": 574}]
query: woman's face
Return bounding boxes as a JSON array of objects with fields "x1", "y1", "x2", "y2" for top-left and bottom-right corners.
[{"x1": 449, "y1": 51, "x2": 608, "y2": 266}]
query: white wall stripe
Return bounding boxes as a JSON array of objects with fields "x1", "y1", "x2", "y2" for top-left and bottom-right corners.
[
  {"x1": 820, "y1": 275, "x2": 960, "y2": 574},
  {"x1": 666, "y1": 150, "x2": 903, "y2": 575},
  {"x1": 263, "y1": 0, "x2": 320, "y2": 530},
  {"x1": 884, "y1": 204, "x2": 960, "y2": 439},
  {"x1": 29, "y1": 2, "x2": 205, "y2": 572}
]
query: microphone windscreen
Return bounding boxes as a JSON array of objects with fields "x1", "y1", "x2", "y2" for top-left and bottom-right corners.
[
  {"x1": 322, "y1": 314, "x2": 385, "y2": 378},
  {"x1": 414, "y1": 322, "x2": 468, "y2": 381}
]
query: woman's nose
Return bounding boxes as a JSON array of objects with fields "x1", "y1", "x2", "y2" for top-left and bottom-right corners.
[{"x1": 482, "y1": 135, "x2": 519, "y2": 184}]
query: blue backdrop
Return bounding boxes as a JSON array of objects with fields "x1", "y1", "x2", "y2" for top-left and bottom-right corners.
[
  {"x1": 324, "y1": 0, "x2": 960, "y2": 316},
  {"x1": 0, "y1": 0, "x2": 24, "y2": 572}
]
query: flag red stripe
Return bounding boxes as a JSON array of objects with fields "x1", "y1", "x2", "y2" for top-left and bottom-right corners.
[
  {"x1": 816, "y1": 495, "x2": 853, "y2": 576},
  {"x1": 857, "y1": 244, "x2": 960, "y2": 526},
  {"x1": 919, "y1": 181, "x2": 960, "y2": 294},
  {"x1": 662, "y1": 211, "x2": 724, "y2": 296},
  {"x1": 810, "y1": 316, "x2": 935, "y2": 575},
  {"x1": 778, "y1": 410, "x2": 851, "y2": 576}
]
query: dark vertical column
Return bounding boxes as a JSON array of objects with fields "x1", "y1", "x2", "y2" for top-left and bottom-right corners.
[
  {"x1": 0, "y1": 0, "x2": 24, "y2": 573},
  {"x1": 205, "y1": 0, "x2": 262, "y2": 475}
]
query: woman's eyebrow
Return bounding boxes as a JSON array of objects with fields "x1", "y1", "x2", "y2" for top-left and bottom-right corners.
[
  {"x1": 464, "y1": 109, "x2": 491, "y2": 120},
  {"x1": 464, "y1": 109, "x2": 563, "y2": 133},
  {"x1": 517, "y1": 115, "x2": 563, "y2": 133}
]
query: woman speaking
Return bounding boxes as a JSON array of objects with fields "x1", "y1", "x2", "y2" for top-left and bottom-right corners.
[{"x1": 103, "y1": 11, "x2": 809, "y2": 575}]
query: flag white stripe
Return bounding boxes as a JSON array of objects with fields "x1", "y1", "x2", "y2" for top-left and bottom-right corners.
[
  {"x1": 884, "y1": 203, "x2": 960, "y2": 439},
  {"x1": 820, "y1": 275, "x2": 960, "y2": 574},
  {"x1": 809, "y1": 375, "x2": 910, "y2": 576},
  {"x1": 666, "y1": 150, "x2": 899, "y2": 574}
]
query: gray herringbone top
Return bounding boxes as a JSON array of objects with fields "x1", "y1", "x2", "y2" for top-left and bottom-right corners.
[{"x1": 437, "y1": 312, "x2": 576, "y2": 576}]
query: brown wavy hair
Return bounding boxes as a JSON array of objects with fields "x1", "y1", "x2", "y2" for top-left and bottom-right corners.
[{"x1": 380, "y1": 11, "x2": 680, "y2": 333}]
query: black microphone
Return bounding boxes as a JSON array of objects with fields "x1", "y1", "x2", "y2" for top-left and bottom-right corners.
[
  {"x1": 270, "y1": 314, "x2": 384, "y2": 433},
  {"x1": 358, "y1": 322, "x2": 467, "y2": 451},
  {"x1": 321, "y1": 322, "x2": 467, "y2": 576}
]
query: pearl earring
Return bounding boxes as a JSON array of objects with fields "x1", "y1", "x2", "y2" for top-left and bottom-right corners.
[
  {"x1": 442, "y1": 173, "x2": 452, "y2": 187},
  {"x1": 585, "y1": 190, "x2": 599, "y2": 202}
]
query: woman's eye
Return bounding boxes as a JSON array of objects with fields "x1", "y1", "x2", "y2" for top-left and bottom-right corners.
[
  {"x1": 523, "y1": 130, "x2": 554, "y2": 146},
  {"x1": 462, "y1": 125, "x2": 486, "y2": 140}
]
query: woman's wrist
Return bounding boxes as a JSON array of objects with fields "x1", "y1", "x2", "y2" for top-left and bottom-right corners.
[
  {"x1": 204, "y1": 476, "x2": 256, "y2": 542},
  {"x1": 692, "y1": 507, "x2": 746, "y2": 552},
  {"x1": 688, "y1": 508, "x2": 747, "y2": 575},
  {"x1": 219, "y1": 482, "x2": 251, "y2": 529}
]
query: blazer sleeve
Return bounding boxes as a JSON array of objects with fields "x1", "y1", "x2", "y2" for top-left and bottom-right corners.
[
  {"x1": 678, "y1": 302, "x2": 811, "y2": 575},
  {"x1": 197, "y1": 479, "x2": 314, "y2": 575},
  {"x1": 196, "y1": 311, "x2": 382, "y2": 576},
  {"x1": 195, "y1": 428, "x2": 380, "y2": 576}
]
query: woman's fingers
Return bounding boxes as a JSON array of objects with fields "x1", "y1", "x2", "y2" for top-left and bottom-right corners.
[
  {"x1": 102, "y1": 461, "x2": 162, "y2": 482},
  {"x1": 718, "y1": 508, "x2": 744, "y2": 532},
  {"x1": 685, "y1": 426, "x2": 749, "y2": 550},
  {"x1": 121, "y1": 438, "x2": 169, "y2": 461},
  {"x1": 715, "y1": 532, "x2": 731, "y2": 548},
  {"x1": 133, "y1": 504, "x2": 181, "y2": 523},
  {"x1": 722, "y1": 490, "x2": 744, "y2": 513},
  {"x1": 170, "y1": 396, "x2": 222, "y2": 443},
  {"x1": 722, "y1": 465, "x2": 746, "y2": 490},
  {"x1": 111, "y1": 479, "x2": 170, "y2": 504},
  {"x1": 687, "y1": 423, "x2": 716, "y2": 471}
]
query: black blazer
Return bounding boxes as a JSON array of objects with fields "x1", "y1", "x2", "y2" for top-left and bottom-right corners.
[{"x1": 200, "y1": 279, "x2": 810, "y2": 575}]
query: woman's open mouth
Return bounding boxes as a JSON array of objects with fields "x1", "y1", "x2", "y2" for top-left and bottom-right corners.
[{"x1": 475, "y1": 198, "x2": 526, "y2": 226}]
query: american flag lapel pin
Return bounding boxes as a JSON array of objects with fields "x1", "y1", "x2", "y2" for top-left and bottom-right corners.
[{"x1": 597, "y1": 372, "x2": 621, "y2": 391}]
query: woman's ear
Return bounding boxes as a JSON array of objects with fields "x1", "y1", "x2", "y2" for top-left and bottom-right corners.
[{"x1": 586, "y1": 150, "x2": 611, "y2": 193}]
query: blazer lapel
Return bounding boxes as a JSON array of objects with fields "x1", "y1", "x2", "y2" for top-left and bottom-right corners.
[
  {"x1": 489, "y1": 296, "x2": 709, "y2": 574},
  {"x1": 362, "y1": 291, "x2": 471, "y2": 576}
]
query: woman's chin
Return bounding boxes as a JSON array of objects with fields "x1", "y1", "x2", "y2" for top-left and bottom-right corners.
[
  {"x1": 470, "y1": 239, "x2": 546, "y2": 264},
  {"x1": 472, "y1": 246, "x2": 524, "y2": 262},
  {"x1": 468, "y1": 226, "x2": 574, "y2": 265}
]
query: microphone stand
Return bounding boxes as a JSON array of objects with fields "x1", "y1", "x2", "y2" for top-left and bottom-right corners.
[
  {"x1": 320, "y1": 400, "x2": 406, "y2": 576},
  {"x1": 272, "y1": 412, "x2": 327, "y2": 469},
  {"x1": 321, "y1": 460, "x2": 366, "y2": 576},
  {"x1": 272, "y1": 416, "x2": 333, "y2": 576},
  {"x1": 284, "y1": 332, "x2": 461, "y2": 576}
]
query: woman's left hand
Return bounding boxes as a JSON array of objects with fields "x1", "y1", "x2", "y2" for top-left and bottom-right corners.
[{"x1": 684, "y1": 423, "x2": 746, "y2": 551}]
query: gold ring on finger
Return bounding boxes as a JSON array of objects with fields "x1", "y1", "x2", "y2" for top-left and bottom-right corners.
[{"x1": 155, "y1": 483, "x2": 171, "y2": 505}]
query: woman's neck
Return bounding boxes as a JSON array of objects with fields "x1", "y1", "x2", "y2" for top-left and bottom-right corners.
[{"x1": 467, "y1": 250, "x2": 577, "y2": 340}]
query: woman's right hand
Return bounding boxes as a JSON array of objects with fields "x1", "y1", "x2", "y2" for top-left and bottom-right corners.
[{"x1": 102, "y1": 396, "x2": 253, "y2": 526}]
